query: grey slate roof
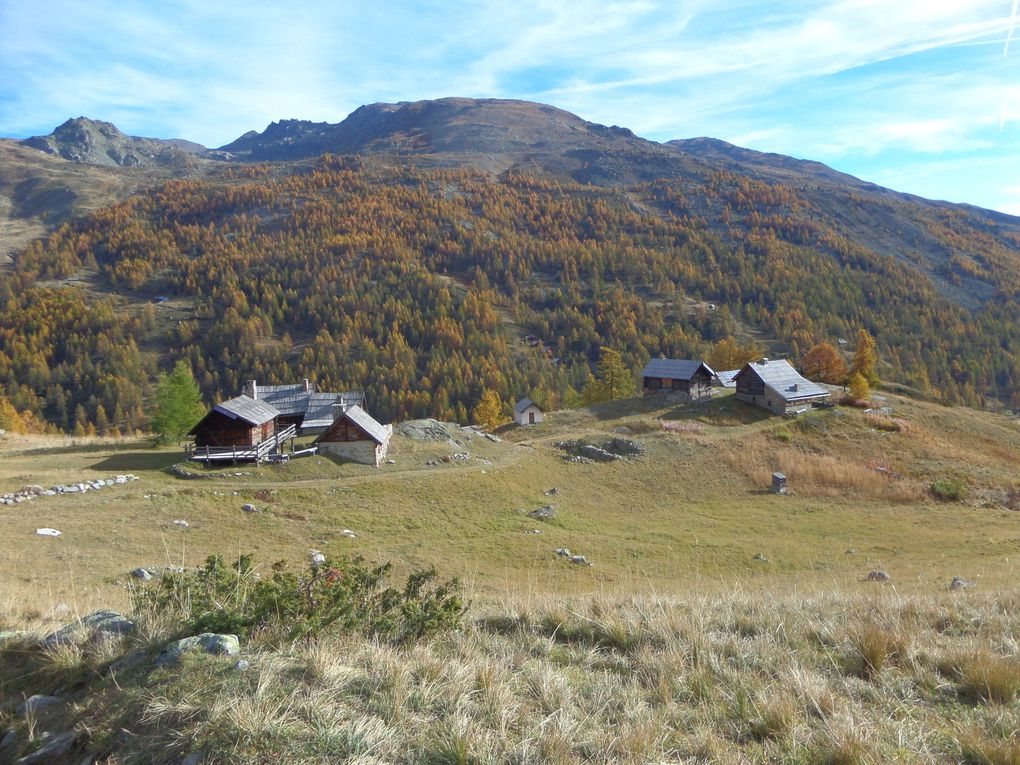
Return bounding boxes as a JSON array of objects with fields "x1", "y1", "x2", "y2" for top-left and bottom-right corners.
[
  {"x1": 716, "y1": 369, "x2": 740, "y2": 388},
  {"x1": 319, "y1": 404, "x2": 390, "y2": 444},
  {"x1": 514, "y1": 397, "x2": 541, "y2": 415},
  {"x1": 740, "y1": 359, "x2": 830, "y2": 402},
  {"x1": 302, "y1": 391, "x2": 367, "y2": 430},
  {"x1": 256, "y1": 389, "x2": 310, "y2": 417},
  {"x1": 641, "y1": 358, "x2": 716, "y2": 381},
  {"x1": 212, "y1": 395, "x2": 279, "y2": 426}
]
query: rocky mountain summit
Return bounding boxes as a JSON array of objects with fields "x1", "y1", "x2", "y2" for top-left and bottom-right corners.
[{"x1": 21, "y1": 117, "x2": 206, "y2": 168}]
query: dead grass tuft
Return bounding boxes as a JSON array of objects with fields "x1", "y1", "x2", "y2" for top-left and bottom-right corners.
[{"x1": 945, "y1": 649, "x2": 1020, "y2": 704}]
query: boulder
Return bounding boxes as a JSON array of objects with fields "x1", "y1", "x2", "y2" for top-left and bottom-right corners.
[
  {"x1": 16, "y1": 695, "x2": 61, "y2": 716},
  {"x1": 569, "y1": 555, "x2": 590, "y2": 566},
  {"x1": 14, "y1": 730, "x2": 80, "y2": 764},
  {"x1": 311, "y1": 553, "x2": 326, "y2": 565},
  {"x1": 753, "y1": 552, "x2": 769, "y2": 562},
  {"x1": 44, "y1": 610, "x2": 135, "y2": 647},
  {"x1": 131, "y1": 568, "x2": 153, "y2": 581},
  {"x1": 1, "y1": 730, "x2": 15, "y2": 749},
  {"x1": 241, "y1": 503, "x2": 259, "y2": 513},
  {"x1": 339, "y1": 529, "x2": 357, "y2": 539},
  {"x1": 554, "y1": 547, "x2": 571, "y2": 558},
  {"x1": 155, "y1": 633, "x2": 240, "y2": 666},
  {"x1": 949, "y1": 575, "x2": 972, "y2": 590},
  {"x1": 866, "y1": 570, "x2": 891, "y2": 582},
  {"x1": 528, "y1": 505, "x2": 556, "y2": 520},
  {"x1": 35, "y1": 528, "x2": 61, "y2": 537}
]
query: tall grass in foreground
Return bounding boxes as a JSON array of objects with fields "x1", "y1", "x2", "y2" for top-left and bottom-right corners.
[{"x1": 2, "y1": 588, "x2": 1019, "y2": 764}]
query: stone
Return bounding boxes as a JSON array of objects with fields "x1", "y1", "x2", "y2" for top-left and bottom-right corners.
[
  {"x1": 234, "y1": 659, "x2": 251, "y2": 671},
  {"x1": 845, "y1": 548, "x2": 856, "y2": 555},
  {"x1": 173, "y1": 519, "x2": 189, "y2": 527},
  {"x1": 311, "y1": 553, "x2": 326, "y2": 565},
  {"x1": 241, "y1": 503, "x2": 259, "y2": 513},
  {"x1": 545, "y1": 487, "x2": 559, "y2": 496},
  {"x1": 79, "y1": 756, "x2": 95, "y2": 765},
  {"x1": 131, "y1": 568, "x2": 153, "y2": 581},
  {"x1": 866, "y1": 570, "x2": 891, "y2": 582},
  {"x1": 949, "y1": 576, "x2": 972, "y2": 590},
  {"x1": 554, "y1": 548, "x2": 571, "y2": 558},
  {"x1": 14, "y1": 730, "x2": 79, "y2": 764},
  {"x1": 35, "y1": 528, "x2": 61, "y2": 537},
  {"x1": 17, "y1": 695, "x2": 61, "y2": 716},
  {"x1": 109, "y1": 650, "x2": 148, "y2": 675},
  {"x1": 20, "y1": 485, "x2": 44, "y2": 495},
  {"x1": 339, "y1": 529, "x2": 357, "y2": 539},
  {"x1": 44, "y1": 610, "x2": 135, "y2": 647},
  {"x1": 528, "y1": 505, "x2": 556, "y2": 520},
  {"x1": 569, "y1": 555, "x2": 590, "y2": 566},
  {"x1": 753, "y1": 552, "x2": 769, "y2": 562},
  {"x1": 1, "y1": 730, "x2": 16, "y2": 749},
  {"x1": 181, "y1": 752, "x2": 204, "y2": 765},
  {"x1": 155, "y1": 633, "x2": 240, "y2": 666}
]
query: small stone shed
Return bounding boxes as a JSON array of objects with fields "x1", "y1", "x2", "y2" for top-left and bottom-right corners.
[
  {"x1": 514, "y1": 398, "x2": 543, "y2": 426},
  {"x1": 313, "y1": 405, "x2": 392, "y2": 467}
]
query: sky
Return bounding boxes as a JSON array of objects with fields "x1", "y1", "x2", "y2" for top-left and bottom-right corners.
[{"x1": 1, "y1": 0, "x2": 1019, "y2": 214}]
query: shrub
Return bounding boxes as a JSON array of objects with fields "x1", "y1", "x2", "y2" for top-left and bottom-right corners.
[
  {"x1": 931, "y1": 478, "x2": 968, "y2": 501},
  {"x1": 134, "y1": 553, "x2": 464, "y2": 643},
  {"x1": 947, "y1": 650, "x2": 1020, "y2": 704}
]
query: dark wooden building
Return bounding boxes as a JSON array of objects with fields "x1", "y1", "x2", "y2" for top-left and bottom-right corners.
[
  {"x1": 640, "y1": 358, "x2": 716, "y2": 400},
  {"x1": 187, "y1": 396, "x2": 293, "y2": 462}
]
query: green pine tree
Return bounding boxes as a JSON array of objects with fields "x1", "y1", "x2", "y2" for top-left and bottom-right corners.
[{"x1": 152, "y1": 361, "x2": 206, "y2": 444}]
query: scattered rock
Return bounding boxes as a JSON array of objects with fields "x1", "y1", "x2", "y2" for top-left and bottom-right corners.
[
  {"x1": 1, "y1": 730, "x2": 15, "y2": 749},
  {"x1": 241, "y1": 503, "x2": 259, "y2": 513},
  {"x1": 845, "y1": 548, "x2": 856, "y2": 555},
  {"x1": 16, "y1": 695, "x2": 61, "y2": 716},
  {"x1": 545, "y1": 487, "x2": 559, "y2": 496},
  {"x1": 949, "y1": 576, "x2": 972, "y2": 590},
  {"x1": 181, "y1": 752, "x2": 204, "y2": 765},
  {"x1": 35, "y1": 528, "x2": 61, "y2": 537},
  {"x1": 525, "y1": 529, "x2": 542, "y2": 534},
  {"x1": 753, "y1": 552, "x2": 769, "y2": 562},
  {"x1": 131, "y1": 568, "x2": 153, "y2": 581},
  {"x1": 556, "y1": 437, "x2": 645, "y2": 462},
  {"x1": 527, "y1": 505, "x2": 556, "y2": 520},
  {"x1": 483, "y1": 433, "x2": 501, "y2": 443},
  {"x1": 155, "y1": 633, "x2": 240, "y2": 666},
  {"x1": 234, "y1": 659, "x2": 251, "y2": 671},
  {"x1": 173, "y1": 519, "x2": 190, "y2": 528},
  {"x1": 385, "y1": 459, "x2": 396, "y2": 464},
  {"x1": 866, "y1": 570, "x2": 891, "y2": 582},
  {"x1": 569, "y1": 555, "x2": 590, "y2": 566},
  {"x1": 44, "y1": 610, "x2": 135, "y2": 647},
  {"x1": 339, "y1": 529, "x2": 357, "y2": 539},
  {"x1": 14, "y1": 730, "x2": 80, "y2": 764},
  {"x1": 554, "y1": 548, "x2": 571, "y2": 558},
  {"x1": 311, "y1": 553, "x2": 326, "y2": 565}
]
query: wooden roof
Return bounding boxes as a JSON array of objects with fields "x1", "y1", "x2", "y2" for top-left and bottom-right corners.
[{"x1": 641, "y1": 358, "x2": 716, "y2": 381}]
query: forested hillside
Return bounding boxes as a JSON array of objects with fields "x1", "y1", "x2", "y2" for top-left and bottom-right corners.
[{"x1": 1, "y1": 150, "x2": 1018, "y2": 434}]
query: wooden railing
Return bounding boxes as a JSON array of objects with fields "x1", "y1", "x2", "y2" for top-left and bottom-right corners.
[{"x1": 186, "y1": 423, "x2": 297, "y2": 463}]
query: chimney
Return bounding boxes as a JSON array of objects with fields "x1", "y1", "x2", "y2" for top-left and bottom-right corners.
[
  {"x1": 331, "y1": 395, "x2": 351, "y2": 419},
  {"x1": 304, "y1": 378, "x2": 312, "y2": 393},
  {"x1": 760, "y1": 358, "x2": 769, "y2": 365},
  {"x1": 790, "y1": 383, "x2": 798, "y2": 392},
  {"x1": 245, "y1": 379, "x2": 258, "y2": 399}
]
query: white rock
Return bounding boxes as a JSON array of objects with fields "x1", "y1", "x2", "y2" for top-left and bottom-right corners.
[
  {"x1": 311, "y1": 553, "x2": 326, "y2": 565},
  {"x1": 173, "y1": 519, "x2": 189, "y2": 527},
  {"x1": 36, "y1": 528, "x2": 62, "y2": 537},
  {"x1": 339, "y1": 529, "x2": 357, "y2": 539}
]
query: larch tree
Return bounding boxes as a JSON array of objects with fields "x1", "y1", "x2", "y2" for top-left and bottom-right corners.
[
  {"x1": 851, "y1": 329, "x2": 879, "y2": 384},
  {"x1": 152, "y1": 361, "x2": 206, "y2": 444},
  {"x1": 471, "y1": 388, "x2": 506, "y2": 430},
  {"x1": 801, "y1": 342, "x2": 848, "y2": 384}
]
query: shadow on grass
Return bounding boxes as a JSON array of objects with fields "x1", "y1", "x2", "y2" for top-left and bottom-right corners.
[
  {"x1": 90, "y1": 451, "x2": 183, "y2": 472},
  {"x1": 663, "y1": 397, "x2": 772, "y2": 426}
]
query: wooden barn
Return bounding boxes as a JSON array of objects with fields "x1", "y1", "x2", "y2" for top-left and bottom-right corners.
[
  {"x1": 733, "y1": 358, "x2": 830, "y2": 415},
  {"x1": 640, "y1": 358, "x2": 716, "y2": 400},
  {"x1": 314, "y1": 404, "x2": 392, "y2": 467},
  {"x1": 187, "y1": 396, "x2": 295, "y2": 462},
  {"x1": 514, "y1": 397, "x2": 543, "y2": 426}
]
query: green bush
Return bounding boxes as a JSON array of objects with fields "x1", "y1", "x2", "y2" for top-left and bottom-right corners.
[
  {"x1": 931, "y1": 478, "x2": 967, "y2": 501},
  {"x1": 134, "y1": 554, "x2": 464, "y2": 643}
]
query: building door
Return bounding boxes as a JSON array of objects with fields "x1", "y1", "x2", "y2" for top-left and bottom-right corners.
[{"x1": 529, "y1": 412, "x2": 535, "y2": 424}]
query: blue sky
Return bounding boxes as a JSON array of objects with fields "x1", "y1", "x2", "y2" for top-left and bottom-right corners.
[{"x1": 2, "y1": 1, "x2": 1019, "y2": 214}]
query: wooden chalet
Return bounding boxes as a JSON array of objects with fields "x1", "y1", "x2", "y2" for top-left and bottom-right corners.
[
  {"x1": 640, "y1": 358, "x2": 716, "y2": 400},
  {"x1": 187, "y1": 395, "x2": 296, "y2": 463},
  {"x1": 242, "y1": 379, "x2": 365, "y2": 435},
  {"x1": 733, "y1": 358, "x2": 830, "y2": 415},
  {"x1": 314, "y1": 404, "x2": 392, "y2": 467}
]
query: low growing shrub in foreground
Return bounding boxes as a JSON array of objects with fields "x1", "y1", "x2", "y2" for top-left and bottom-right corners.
[{"x1": 133, "y1": 553, "x2": 464, "y2": 643}]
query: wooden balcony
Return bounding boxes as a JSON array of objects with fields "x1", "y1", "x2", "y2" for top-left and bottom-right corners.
[{"x1": 186, "y1": 423, "x2": 297, "y2": 464}]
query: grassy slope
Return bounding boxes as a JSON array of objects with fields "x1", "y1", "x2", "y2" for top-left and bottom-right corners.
[
  {"x1": 1, "y1": 392, "x2": 1020, "y2": 764},
  {"x1": 1, "y1": 390, "x2": 1018, "y2": 628}
]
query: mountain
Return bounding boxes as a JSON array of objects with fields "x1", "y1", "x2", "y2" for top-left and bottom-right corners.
[
  {"x1": 21, "y1": 117, "x2": 206, "y2": 168},
  {"x1": 2, "y1": 98, "x2": 1020, "y2": 435}
]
